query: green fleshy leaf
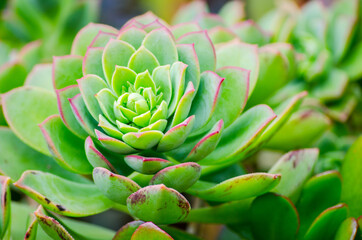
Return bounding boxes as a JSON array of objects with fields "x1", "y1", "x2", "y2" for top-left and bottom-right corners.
[
  {"x1": 89, "y1": 31, "x2": 117, "y2": 48},
  {"x1": 103, "y1": 39, "x2": 136, "y2": 85},
  {"x1": 150, "y1": 162, "x2": 201, "y2": 192},
  {"x1": 268, "y1": 149, "x2": 318, "y2": 202},
  {"x1": 77, "y1": 74, "x2": 108, "y2": 120},
  {"x1": 95, "y1": 88, "x2": 117, "y2": 123},
  {"x1": 127, "y1": 12, "x2": 169, "y2": 26},
  {"x1": 69, "y1": 94, "x2": 99, "y2": 137},
  {"x1": 266, "y1": 108, "x2": 331, "y2": 150},
  {"x1": 186, "y1": 120, "x2": 224, "y2": 162},
  {"x1": 0, "y1": 127, "x2": 87, "y2": 182},
  {"x1": 340, "y1": 41, "x2": 362, "y2": 81},
  {"x1": 196, "y1": 13, "x2": 225, "y2": 30},
  {"x1": 98, "y1": 115, "x2": 124, "y2": 139},
  {"x1": 24, "y1": 63, "x2": 53, "y2": 91},
  {"x1": 83, "y1": 47, "x2": 105, "y2": 79},
  {"x1": 142, "y1": 27, "x2": 178, "y2": 65},
  {"x1": 185, "y1": 199, "x2": 252, "y2": 224},
  {"x1": 231, "y1": 20, "x2": 270, "y2": 45},
  {"x1": 52, "y1": 56, "x2": 83, "y2": 90},
  {"x1": 134, "y1": 70, "x2": 156, "y2": 92},
  {"x1": 178, "y1": 30, "x2": 216, "y2": 72},
  {"x1": 18, "y1": 41, "x2": 42, "y2": 72},
  {"x1": 189, "y1": 71, "x2": 224, "y2": 132},
  {"x1": 112, "y1": 66, "x2": 137, "y2": 96},
  {"x1": 152, "y1": 65, "x2": 172, "y2": 104},
  {"x1": 176, "y1": 43, "x2": 200, "y2": 92},
  {"x1": 96, "y1": 130, "x2": 136, "y2": 154},
  {"x1": 304, "y1": 204, "x2": 348, "y2": 240},
  {"x1": 131, "y1": 222, "x2": 173, "y2": 240},
  {"x1": 11, "y1": 202, "x2": 50, "y2": 239},
  {"x1": 24, "y1": 213, "x2": 38, "y2": 240},
  {"x1": 171, "y1": 23, "x2": 201, "y2": 39},
  {"x1": 200, "y1": 66, "x2": 249, "y2": 131},
  {"x1": 93, "y1": 167, "x2": 141, "y2": 205},
  {"x1": 0, "y1": 176, "x2": 10, "y2": 239},
  {"x1": 157, "y1": 116, "x2": 195, "y2": 152},
  {"x1": 14, "y1": 171, "x2": 113, "y2": 217},
  {"x1": 140, "y1": 119, "x2": 167, "y2": 132},
  {"x1": 39, "y1": 115, "x2": 93, "y2": 174},
  {"x1": 124, "y1": 155, "x2": 172, "y2": 174},
  {"x1": 116, "y1": 121, "x2": 139, "y2": 134},
  {"x1": 34, "y1": 206, "x2": 74, "y2": 240},
  {"x1": 296, "y1": 171, "x2": 342, "y2": 237},
  {"x1": 172, "y1": 1, "x2": 208, "y2": 24},
  {"x1": 327, "y1": 13, "x2": 355, "y2": 63},
  {"x1": 123, "y1": 131, "x2": 164, "y2": 150},
  {"x1": 84, "y1": 136, "x2": 117, "y2": 172},
  {"x1": 218, "y1": 0, "x2": 244, "y2": 25},
  {"x1": 170, "y1": 81, "x2": 195, "y2": 127},
  {"x1": 255, "y1": 91, "x2": 307, "y2": 146},
  {"x1": 188, "y1": 173, "x2": 281, "y2": 202},
  {"x1": 216, "y1": 40, "x2": 259, "y2": 95},
  {"x1": 2, "y1": 86, "x2": 58, "y2": 156},
  {"x1": 117, "y1": 26, "x2": 147, "y2": 49},
  {"x1": 113, "y1": 220, "x2": 144, "y2": 240},
  {"x1": 247, "y1": 45, "x2": 289, "y2": 105},
  {"x1": 200, "y1": 104, "x2": 275, "y2": 165},
  {"x1": 208, "y1": 27, "x2": 237, "y2": 44},
  {"x1": 168, "y1": 62, "x2": 186, "y2": 117},
  {"x1": 334, "y1": 217, "x2": 358, "y2": 240},
  {"x1": 0, "y1": 62, "x2": 27, "y2": 94},
  {"x1": 71, "y1": 23, "x2": 118, "y2": 56},
  {"x1": 312, "y1": 69, "x2": 348, "y2": 102},
  {"x1": 149, "y1": 101, "x2": 168, "y2": 124},
  {"x1": 250, "y1": 193, "x2": 299, "y2": 240},
  {"x1": 341, "y1": 136, "x2": 362, "y2": 218},
  {"x1": 127, "y1": 184, "x2": 190, "y2": 224},
  {"x1": 56, "y1": 85, "x2": 88, "y2": 138},
  {"x1": 128, "y1": 46, "x2": 160, "y2": 74}
]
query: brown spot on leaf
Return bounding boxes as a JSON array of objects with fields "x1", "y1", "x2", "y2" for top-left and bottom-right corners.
[
  {"x1": 56, "y1": 204, "x2": 66, "y2": 211},
  {"x1": 44, "y1": 198, "x2": 51, "y2": 204},
  {"x1": 129, "y1": 191, "x2": 147, "y2": 205}
]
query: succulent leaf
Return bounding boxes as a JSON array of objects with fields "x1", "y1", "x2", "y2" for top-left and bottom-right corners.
[
  {"x1": 93, "y1": 167, "x2": 141, "y2": 205},
  {"x1": 127, "y1": 184, "x2": 190, "y2": 224},
  {"x1": 188, "y1": 173, "x2": 281, "y2": 202},
  {"x1": 14, "y1": 171, "x2": 113, "y2": 217}
]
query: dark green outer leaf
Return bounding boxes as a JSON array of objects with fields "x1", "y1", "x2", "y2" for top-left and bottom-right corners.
[
  {"x1": 303, "y1": 204, "x2": 348, "y2": 240},
  {"x1": 250, "y1": 193, "x2": 299, "y2": 240},
  {"x1": 341, "y1": 136, "x2": 362, "y2": 218},
  {"x1": 184, "y1": 198, "x2": 252, "y2": 224},
  {"x1": 296, "y1": 171, "x2": 342, "y2": 237}
]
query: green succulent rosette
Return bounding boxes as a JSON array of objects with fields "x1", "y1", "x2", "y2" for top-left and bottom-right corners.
[{"x1": 0, "y1": 11, "x2": 308, "y2": 239}]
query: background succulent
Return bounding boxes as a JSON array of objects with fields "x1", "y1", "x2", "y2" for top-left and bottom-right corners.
[
  {"x1": 0, "y1": 0, "x2": 99, "y2": 128},
  {"x1": 0, "y1": 10, "x2": 310, "y2": 239}
]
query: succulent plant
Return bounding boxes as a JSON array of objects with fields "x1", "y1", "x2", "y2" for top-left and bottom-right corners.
[
  {"x1": 0, "y1": 10, "x2": 310, "y2": 239},
  {"x1": 0, "y1": 0, "x2": 99, "y2": 57},
  {"x1": 258, "y1": 0, "x2": 362, "y2": 123},
  {"x1": 0, "y1": 0, "x2": 99, "y2": 127}
]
